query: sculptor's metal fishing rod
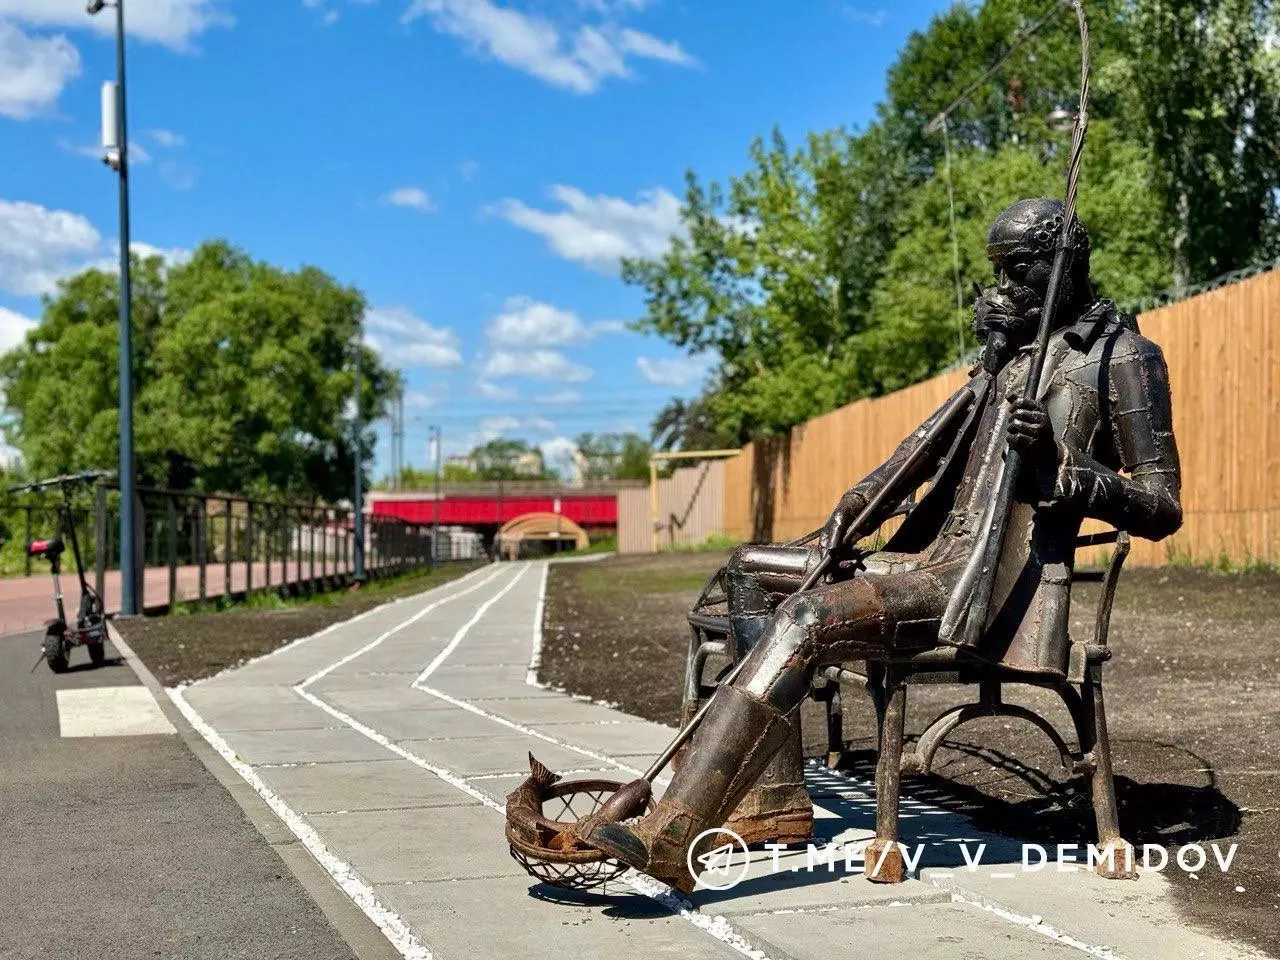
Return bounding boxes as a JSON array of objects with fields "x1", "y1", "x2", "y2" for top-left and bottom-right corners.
[{"x1": 939, "y1": 0, "x2": 1093, "y2": 649}]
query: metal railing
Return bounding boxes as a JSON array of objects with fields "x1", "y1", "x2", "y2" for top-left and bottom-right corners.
[{"x1": 3, "y1": 478, "x2": 460, "y2": 612}]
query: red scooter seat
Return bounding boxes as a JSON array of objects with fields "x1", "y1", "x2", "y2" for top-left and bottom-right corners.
[{"x1": 28, "y1": 538, "x2": 65, "y2": 558}]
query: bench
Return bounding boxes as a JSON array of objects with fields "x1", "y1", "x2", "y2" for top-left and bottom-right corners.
[{"x1": 682, "y1": 528, "x2": 1135, "y2": 882}]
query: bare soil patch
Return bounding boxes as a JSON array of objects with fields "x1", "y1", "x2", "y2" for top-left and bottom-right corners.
[
  {"x1": 118, "y1": 561, "x2": 485, "y2": 685},
  {"x1": 542, "y1": 553, "x2": 1280, "y2": 956}
]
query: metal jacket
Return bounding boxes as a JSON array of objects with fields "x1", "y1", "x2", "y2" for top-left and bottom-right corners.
[{"x1": 840, "y1": 300, "x2": 1182, "y2": 673}]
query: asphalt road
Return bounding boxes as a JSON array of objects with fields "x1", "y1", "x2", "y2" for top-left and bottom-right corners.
[{"x1": 0, "y1": 628, "x2": 360, "y2": 960}]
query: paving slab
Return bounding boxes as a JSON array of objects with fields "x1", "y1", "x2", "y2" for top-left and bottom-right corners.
[
  {"x1": 472, "y1": 695, "x2": 643, "y2": 726},
  {"x1": 339, "y1": 637, "x2": 452, "y2": 674},
  {"x1": 309, "y1": 671, "x2": 423, "y2": 692},
  {"x1": 310, "y1": 806, "x2": 525, "y2": 883},
  {"x1": 541, "y1": 719, "x2": 678, "y2": 756},
  {"x1": 374, "y1": 874, "x2": 741, "y2": 960},
  {"x1": 362, "y1": 703, "x2": 528, "y2": 741},
  {"x1": 689, "y1": 843, "x2": 951, "y2": 917},
  {"x1": 733, "y1": 901, "x2": 1089, "y2": 960},
  {"x1": 256, "y1": 760, "x2": 481, "y2": 814},
  {"x1": 396, "y1": 732, "x2": 596, "y2": 776},
  {"x1": 318, "y1": 684, "x2": 460, "y2": 714},
  {"x1": 423, "y1": 669, "x2": 562, "y2": 700},
  {"x1": 178, "y1": 698, "x2": 337, "y2": 732},
  {"x1": 182, "y1": 683, "x2": 305, "y2": 710},
  {"x1": 220, "y1": 726, "x2": 394, "y2": 765},
  {"x1": 923, "y1": 864, "x2": 1269, "y2": 960}
]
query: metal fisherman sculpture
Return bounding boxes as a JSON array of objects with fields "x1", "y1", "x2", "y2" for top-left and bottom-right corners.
[
  {"x1": 504, "y1": 0, "x2": 1184, "y2": 894},
  {"x1": 579, "y1": 194, "x2": 1183, "y2": 892}
]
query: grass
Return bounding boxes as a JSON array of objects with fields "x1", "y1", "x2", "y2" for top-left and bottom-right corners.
[
  {"x1": 574, "y1": 564, "x2": 713, "y2": 598},
  {"x1": 576, "y1": 535, "x2": 618, "y2": 555},
  {"x1": 663, "y1": 532, "x2": 742, "y2": 553}
]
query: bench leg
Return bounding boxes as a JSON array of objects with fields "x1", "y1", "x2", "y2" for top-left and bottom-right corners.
[
  {"x1": 822, "y1": 682, "x2": 844, "y2": 769},
  {"x1": 1081, "y1": 664, "x2": 1136, "y2": 880},
  {"x1": 866, "y1": 667, "x2": 906, "y2": 883}
]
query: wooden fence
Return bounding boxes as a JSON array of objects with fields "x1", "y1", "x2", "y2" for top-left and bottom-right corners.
[
  {"x1": 725, "y1": 268, "x2": 1280, "y2": 567},
  {"x1": 619, "y1": 459, "x2": 726, "y2": 553}
]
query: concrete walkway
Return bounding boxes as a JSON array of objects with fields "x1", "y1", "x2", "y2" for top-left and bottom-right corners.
[{"x1": 170, "y1": 560, "x2": 1261, "y2": 960}]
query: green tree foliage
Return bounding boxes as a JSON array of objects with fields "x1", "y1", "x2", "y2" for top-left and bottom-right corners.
[
  {"x1": 0, "y1": 241, "x2": 395, "y2": 501},
  {"x1": 470, "y1": 438, "x2": 550, "y2": 480},
  {"x1": 650, "y1": 393, "x2": 737, "y2": 452},
  {"x1": 1125, "y1": 0, "x2": 1280, "y2": 282},
  {"x1": 575, "y1": 432, "x2": 651, "y2": 481},
  {"x1": 628, "y1": 0, "x2": 1277, "y2": 442}
]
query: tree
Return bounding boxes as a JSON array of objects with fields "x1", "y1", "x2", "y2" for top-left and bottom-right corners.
[
  {"x1": 470, "y1": 438, "x2": 548, "y2": 480},
  {"x1": 1126, "y1": 0, "x2": 1280, "y2": 284},
  {"x1": 626, "y1": 0, "x2": 1277, "y2": 443},
  {"x1": 650, "y1": 393, "x2": 737, "y2": 452},
  {"x1": 0, "y1": 241, "x2": 396, "y2": 501},
  {"x1": 866, "y1": 123, "x2": 1172, "y2": 392},
  {"x1": 575, "y1": 432, "x2": 651, "y2": 481}
]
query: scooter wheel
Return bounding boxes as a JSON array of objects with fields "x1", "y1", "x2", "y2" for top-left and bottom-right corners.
[
  {"x1": 87, "y1": 640, "x2": 106, "y2": 667},
  {"x1": 44, "y1": 631, "x2": 69, "y2": 673}
]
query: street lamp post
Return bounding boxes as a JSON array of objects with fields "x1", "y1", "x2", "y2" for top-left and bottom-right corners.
[
  {"x1": 353, "y1": 330, "x2": 366, "y2": 582},
  {"x1": 89, "y1": 0, "x2": 138, "y2": 616},
  {"x1": 430, "y1": 426, "x2": 442, "y2": 563}
]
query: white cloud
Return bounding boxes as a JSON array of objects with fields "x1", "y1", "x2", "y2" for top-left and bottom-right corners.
[
  {"x1": 401, "y1": 0, "x2": 694, "y2": 94},
  {"x1": 539, "y1": 435, "x2": 578, "y2": 479},
  {"x1": 476, "y1": 380, "x2": 518, "y2": 401},
  {"x1": 487, "y1": 296, "x2": 584, "y2": 346},
  {"x1": 578, "y1": 0, "x2": 654, "y2": 12},
  {"x1": 486, "y1": 296, "x2": 626, "y2": 346},
  {"x1": 842, "y1": 6, "x2": 887, "y2": 27},
  {"x1": 405, "y1": 390, "x2": 436, "y2": 409},
  {"x1": 0, "y1": 305, "x2": 36, "y2": 352},
  {"x1": 59, "y1": 137, "x2": 152, "y2": 164},
  {"x1": 614, "y1": 27, "x2": 690, "y2": 63},
  {"x1": 0, "y1": 19, "x2": 80, "y2": 119},
  {"x1": 159, "y1": 159, "x2": 198, "y2": 190},
  {"x1": 0, "y1": 199, "x2": 101, "y2": 296},
  {"x1": 494, "y1": 184, "x2": 682, "y2": 272},
  {"x1": 365, "y1": 305, "x2": 462, "y2": 368},
  {"x1": 479, "y1": 414, "x2": 556, "y2": 442},
  {"x1": 0, "y1": 0, "x2": 234, "y2": 50},
  {"x1": 83, "y1": 240, "x2": 192, "y2": 275},
  {"x1": 636, "y1": 353, "x2": 713, "y2": 387},
  {"x1": 479, "y1": 414, "x2": 520, "y2": 439},
  {"x1": 459, "y1": 159, "x2": 479, "y2": 181},
  {"x1": 534, "y1": 389, "x2": 582, "y2": 405},
  {"x1": 148, "y1": 128, "x2": 185, "y2": 147},
  {"x1": 383, "y1": 185, "x2": 435, "y2": 212},
  {"x1": 481, "y1": 348, "x2": 593, "y2": 383}
]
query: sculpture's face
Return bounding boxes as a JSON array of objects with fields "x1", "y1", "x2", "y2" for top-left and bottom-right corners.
[
  {"x1": 994, "y1": 251, "x2": 1056, "y2": 316},
  {"x1": 985, "y1": 198, "x2": 1092, "y2": 332}
]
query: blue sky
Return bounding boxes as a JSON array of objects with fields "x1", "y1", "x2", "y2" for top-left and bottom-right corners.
[{"x1": 0, "y1": 0, "x2": 948, "y2": 478}]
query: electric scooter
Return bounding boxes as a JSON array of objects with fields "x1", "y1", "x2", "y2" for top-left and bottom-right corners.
[{"x1": 13, "y1": 471, "x2": 115, "y2": 673}]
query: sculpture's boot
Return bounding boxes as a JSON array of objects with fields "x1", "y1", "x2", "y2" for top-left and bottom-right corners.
[
  {"x1": 726, "y1": 711, "x2": 813, "y2": 846},
  {"x1": 587, "y1": 684, "x2": 794, "y2": 894}
]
